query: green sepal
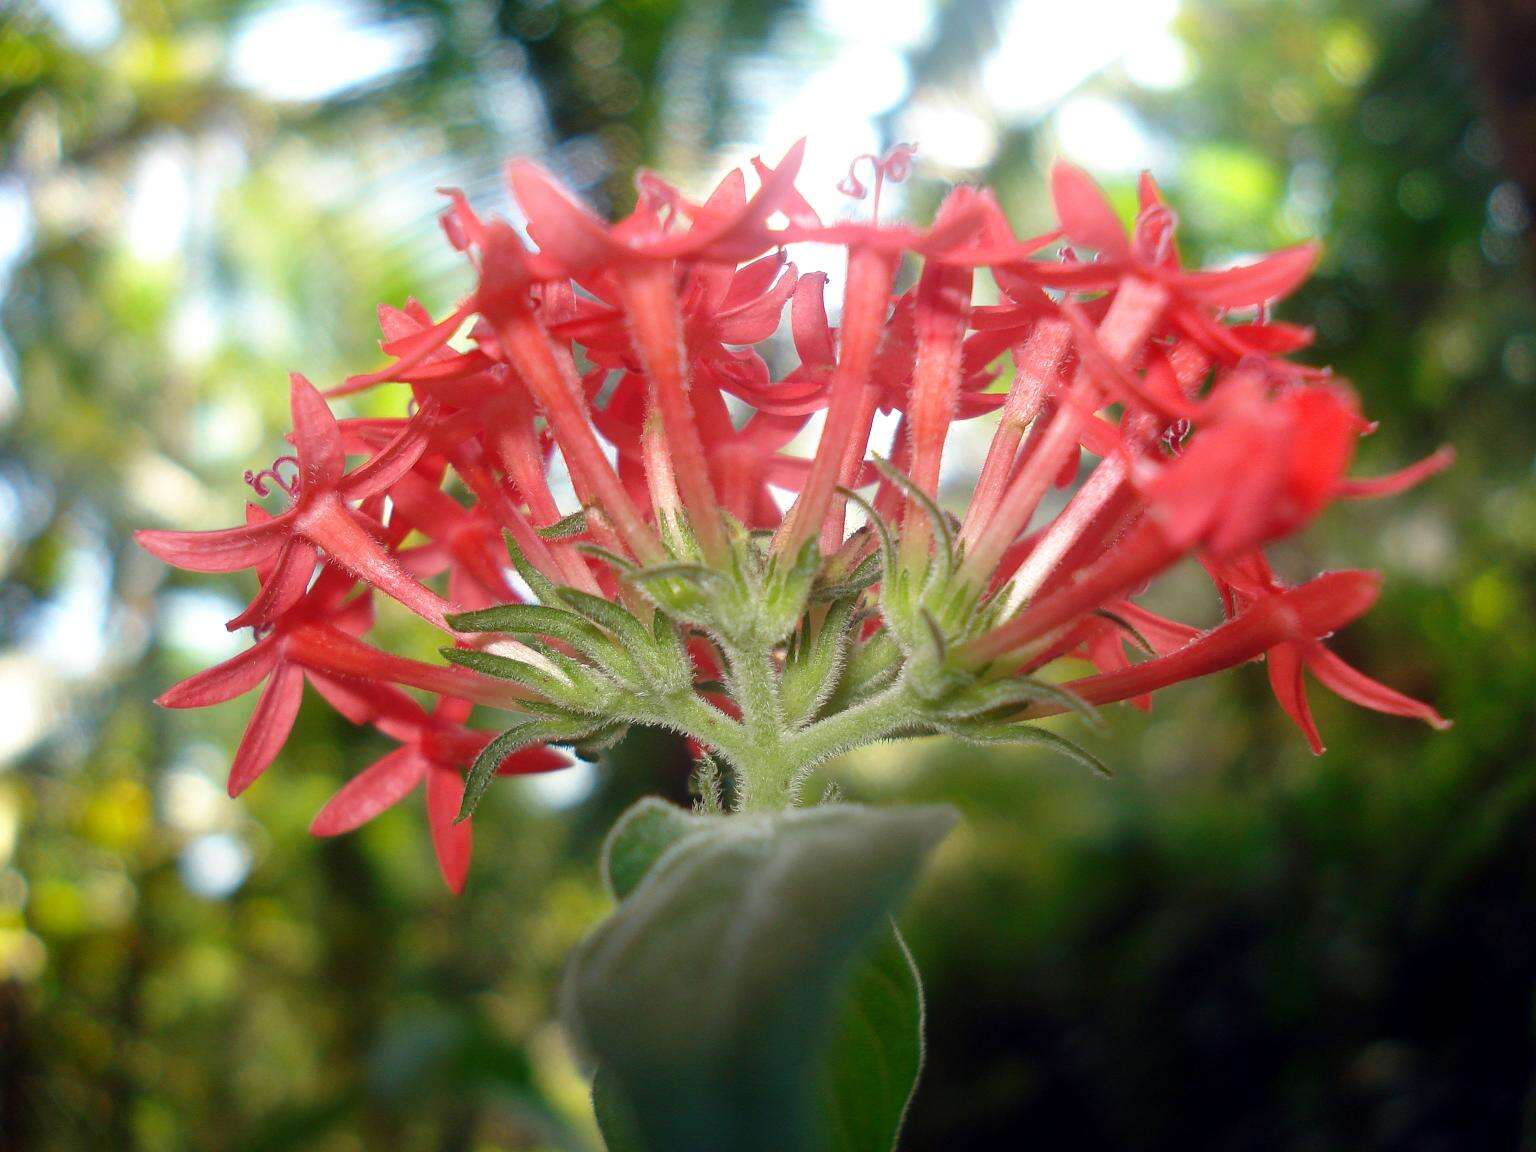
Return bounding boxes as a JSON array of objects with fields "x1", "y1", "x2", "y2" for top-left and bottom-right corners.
[
  {"x1": 457, "y1": 714, "x2": 610, "y2": 821},
  {"x1": 1092, "y1": 607, "x2": 1156, "y2": 655},
  {"x1": 926, "y1": 675, "x2": 1102, "y2": 729},
  {"x1": 439, "y1": 644, "x2": 570, "y2": 699},
  {"x1": 929, "y1": 716, "x2": 1112, "y2": 776},
  {"x1": 536, "y1": 509, "x2": 590, "y2": 540},
  {"x1": 868, "y1": 454, "x2": 956, "y2": 578},
  {"x1": 576, "y1": 543, "x2": 640, "y2": 574},
  {"x1": 811, "y1": 550, "x2": 882, "y2": 603},
  {"x1": 502, "y1": 530, "x2": 561, "y2": 604},
  {"x1": 782, "y1": 599, "x2": 855, "y2": 729},
  {"x1": 624, "y1": 562, "x2": 727, "y2": 627}
]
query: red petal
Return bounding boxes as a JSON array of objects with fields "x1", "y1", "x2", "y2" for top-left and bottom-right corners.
[
  {"x1": 305, "y1": 668, "x2": 419, "y2": 728},
  {"x1": 506, "y1": 160, "x2": 628, "y2": 271},
  {"x1": 790, "y1": 272, "x2": 835, "y2": 368},
  {"x1": 1304, "y1": 646, "x2": 1451, "y2": 730},
  {"x1": 227, "y1": 662, "x2": 304, "y2": 796},
  {"x1": 655, "y1": 139, "x2": 806, "y2": 263},
  {"x1": 497, "y1": 744, "x2": 570, "y2": 775},
  {"x1": 1041, "y1": 571, "x2": 1383, "y2": 712},
  {"x1": 437, "y1": 187, "x2": 486, "y2": 251},
  {"x1": 134, "y1": 517, "x2": 289, "y2": 574},
  {"x1": 1049, "y1": 161, "x2": 1130, "y2": 259},
  {"x1": 340, "y1": 398, "x2": 438, "y2": 501},
  {"x1": 1177, "y1": 243, "x2": 1320, "y2": 309},
  {"x1": 158, "y1": 640, "x2": 280, "y2": 708},
  {"x1": 721, "y1": 252, "x2": 789, "y2": 310},
  {"x1": 750, "y1": 147, "x2": 822, "y2": 228},
  {"x1": 226, "y1": 539, "x2": 319, "y2": 632},
  {"x1": 1337, "y1": 445, "x2": 1455, "y2": 499},
  {"x1": 1103, "y1": 600, "x2": 1200, "y2": 654},
  {"x1": 692, "y1": 166, "x2": 746, "y2": 224},
  {"x1": 332, "y1": 298, "x2": 477, "y2": 395},
  {"x1": 714, "y1": 265, "x2": 799, "y2": 345},
  {"x1": 426, "y1": 766, "x2": 472, "y2": 894},
  {"x1": 289, "y1": 374, "x2": 345, "y2": 491},
  {"x1": 1226, "y1": 321, "x2": 1314, "y2": 355},
  {"x1": 1267, "y1": 642, "x2": 1325, "y2": 754},
  {"x1": 298, "y1": 499, "x2": 451, "y2": 630},
  {"x1": 310, "y1": 747, "x2": 426, "y2": 836}
]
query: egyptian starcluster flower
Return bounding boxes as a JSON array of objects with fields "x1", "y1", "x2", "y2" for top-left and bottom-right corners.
[{"x1": 139, "y1": 142, "x2": 1450, "y2": 890}]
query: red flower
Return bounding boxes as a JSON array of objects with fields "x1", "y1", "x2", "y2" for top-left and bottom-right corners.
[
  {"x1": 310, "y1": 693, "x2": 565, "y2": 893},
  {"x1": 137, "y1": 375, "x2": 451, "y2": 630},
  {"x1": 1213, "y1": 553, "x2": 1450, "y2": 753},
  {"x1": 142, "y1": 142, "x2": 1451, "y2": 887},
  {"x1": 158, "y1": 547, "x2": 520, "y2": 796}
]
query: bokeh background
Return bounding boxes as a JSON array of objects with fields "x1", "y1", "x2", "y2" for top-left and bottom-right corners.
[{"x1": 2, "y1": 0, "x2": 1535, "y2": 1148}]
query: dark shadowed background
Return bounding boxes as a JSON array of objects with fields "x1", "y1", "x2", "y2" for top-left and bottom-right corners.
[{"x1": 1, "y1": 0, "x2": 1534, "y2": 1148}]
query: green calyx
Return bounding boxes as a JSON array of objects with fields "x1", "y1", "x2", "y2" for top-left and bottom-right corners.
[{"x1": 449, "y1": 472, "x2": 1104, "y2": 820}]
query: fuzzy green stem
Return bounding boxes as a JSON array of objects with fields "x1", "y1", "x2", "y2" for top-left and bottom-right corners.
[
  {"x1": 784, "y1": 682, "x2": 914, "y2": 776},
  {"x1": 719, "y1": 639, "x2": 793, "y2": 811}
]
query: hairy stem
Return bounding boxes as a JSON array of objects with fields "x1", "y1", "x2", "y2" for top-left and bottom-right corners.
[{"x1": 784, "y1": 682, "x2": 914, "y2": 775}]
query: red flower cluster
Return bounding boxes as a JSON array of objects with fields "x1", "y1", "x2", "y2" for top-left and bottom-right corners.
[{"x1": 140, "y1": 143, "x2": 1449, "y2": 890}]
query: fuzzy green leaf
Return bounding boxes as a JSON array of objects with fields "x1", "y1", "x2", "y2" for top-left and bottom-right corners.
[
  {"x1": 599, "y1": 797, "x2": 716, "y2": 900},
  {"x1": 566, "y1": 803, "x2": 956, "y2": 1152},
  {"x1": 449, "y1": 603, "x2": 644, "y2": 683},
  {"x1": 820, "y1": 923, "x2": 926, "y2": 1152},
  {"x1": 592, "y1": 1067, "x2": 647, "y2": 1152},
  {"x1": 812, "y1": 550, "x2": 883, "y2": 603},
  {"x1": 782, "y1": 600, "x2": 855, "y2": 728}
]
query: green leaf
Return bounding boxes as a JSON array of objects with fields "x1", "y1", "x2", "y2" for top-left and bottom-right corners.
[
  {"x1": 811, "y1": 549, "x2": 883, "y2": 603},
  {"x1": 836, "y1": 486, "x2": 897, "y2": 582},
  {"x1": 556, "y1": 587, "x2": 689, "y2": 694},
  {"x1": 599, "y1": 797, "x2": 715, "y2": 900},
  {"x1": 567, "y1": 803, "x2": 956, "y2": 1152},
  {"x1": 1092, "y1": 607, "x2": 1155, "y2": 655},
  {"x1": 592, "y1": 1067, "x2": 647, "y2": 1152},
  {"x1": 821, "y1": 923, "x2": 925, "y2": 1152}
]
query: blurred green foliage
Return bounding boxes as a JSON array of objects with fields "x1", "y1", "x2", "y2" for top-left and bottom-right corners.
[{"x1": 0, "y1": 0, "x2": 1532, "y2": 1149}]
